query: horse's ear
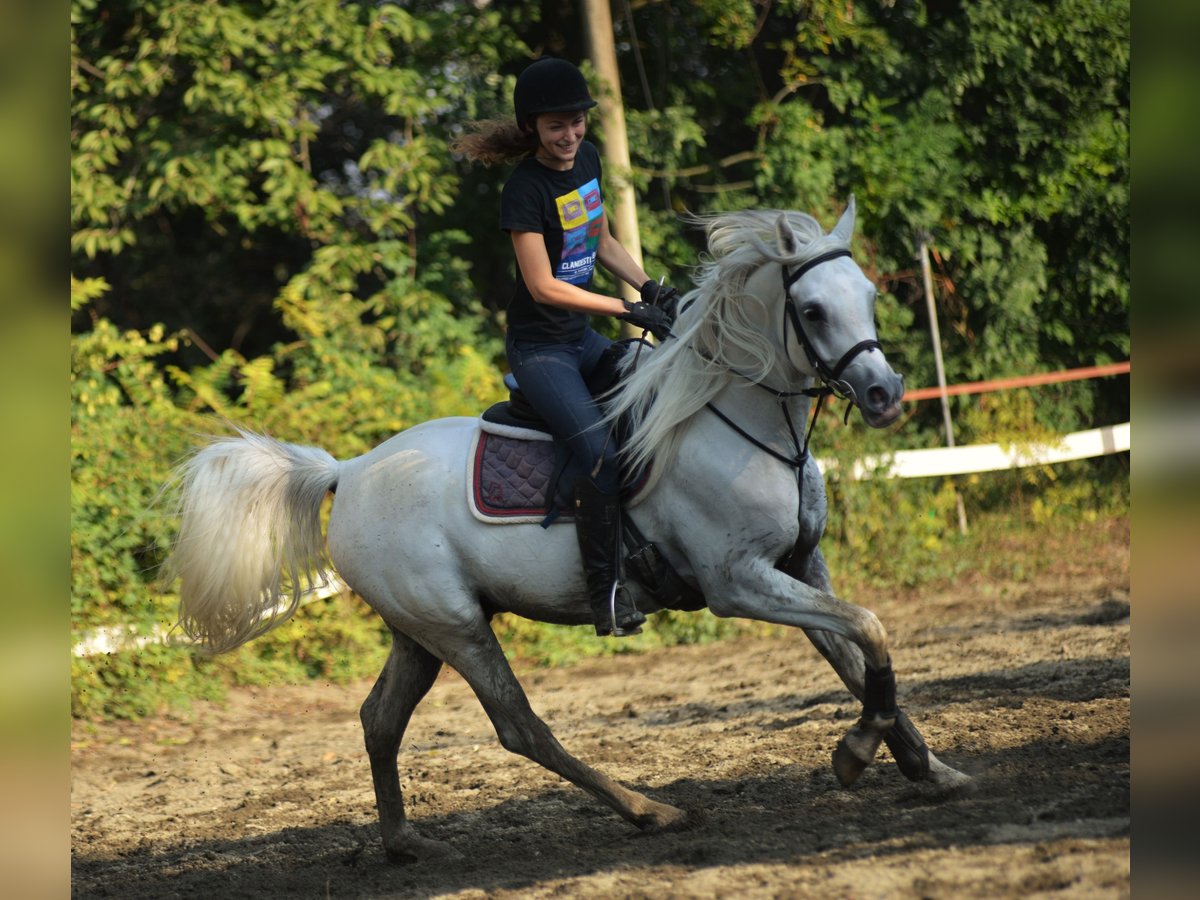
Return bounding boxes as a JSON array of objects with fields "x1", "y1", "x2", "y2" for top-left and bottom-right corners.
[
  {"x1": 832, "y1": 195, "x2": 857, "y2": 243},
  {"x1": 776, "y1": 213, "x2": 800, "y2": 256}
]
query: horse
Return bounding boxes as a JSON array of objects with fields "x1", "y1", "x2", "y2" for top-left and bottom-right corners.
[{"x1": 167, "y1": 197, "x2": 970, "y2": 863}]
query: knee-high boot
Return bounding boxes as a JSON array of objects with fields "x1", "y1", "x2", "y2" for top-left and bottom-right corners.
[{"x1": 573, "y1": 476, "x2": 646, "y2": 637}]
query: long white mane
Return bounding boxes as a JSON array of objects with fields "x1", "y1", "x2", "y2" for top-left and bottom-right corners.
[{"x1": 605, "y1": 205, "x2": 854, "y2": 476}]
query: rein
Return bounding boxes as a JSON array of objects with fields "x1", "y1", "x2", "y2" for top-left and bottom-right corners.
[
  {"x1": 702, "y1": 248, "x2": 873, "y2": 469},
  {"x1": 699, "y1": 249, "x2": 879, "y2": 564}
]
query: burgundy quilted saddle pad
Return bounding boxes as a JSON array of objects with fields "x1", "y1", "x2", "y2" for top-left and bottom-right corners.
[
  {"x1": 468, "y1": 428, "x2": 650, "y2": 524},
  {"x1": 470, "y1": 431, "x2": 572, "y2": 522}
]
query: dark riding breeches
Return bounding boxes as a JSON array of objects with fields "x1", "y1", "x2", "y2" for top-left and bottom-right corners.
[{"x1": 505, "y1": 329, "x2": 621, "y2": 495}]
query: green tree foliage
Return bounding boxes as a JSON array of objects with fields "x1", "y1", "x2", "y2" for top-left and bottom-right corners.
[
  {"x1": 71, "y1": 1, "x2": 1128, "y2": 719},
  {"x1": 644, "y1": 0, "x2": 1126, "y2": 429},
  {"x1": 440, "y1": 0, "x2": 1127, "y2": 431},
  {"x1": 71, "y1": 0, "x2": 517, "y2": 716}
]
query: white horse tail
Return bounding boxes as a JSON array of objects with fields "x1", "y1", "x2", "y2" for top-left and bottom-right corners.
[{"x1": 167, "y1": 428, "x2": 341, "y2": 655}]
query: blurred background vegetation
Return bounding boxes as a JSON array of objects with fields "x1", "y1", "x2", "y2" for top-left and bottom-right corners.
[{"x1": 70, "y1": 0, "x2": 1128, "y2": 721}]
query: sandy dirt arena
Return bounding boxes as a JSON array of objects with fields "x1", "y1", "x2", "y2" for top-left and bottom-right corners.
[{"x1": 72, "y1": 522, "x2": 1129, "y2": 898}]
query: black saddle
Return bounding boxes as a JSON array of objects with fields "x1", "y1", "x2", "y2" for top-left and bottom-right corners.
[
  {"x1": 478, "y1": 371, "x2": 549, "y2": 433},
  {"x1": 481, "y1": 337, "x2": 647, "y2": 434}
]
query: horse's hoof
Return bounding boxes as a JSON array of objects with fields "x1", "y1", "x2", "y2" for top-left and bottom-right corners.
[
  {"x1": 832, "y1": 739, "x2": 869, "y2": 787},
  {"x1": 832, "y1": 713, "x2": 893, "y2": 786},
  {"x1": 383, "y1": 828, "x2": 459, "y2": 865},
  {"x1": 926, "y1": 758, "x2": 975, "y2": 795},
  {"x1": 636, "y1": 801, "x2": 694, "y2": 833},
  {"x1": 662, "y1": 806, "x2": 704, "y2": 832}
]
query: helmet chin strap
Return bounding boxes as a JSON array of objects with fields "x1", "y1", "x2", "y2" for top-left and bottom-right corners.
[{"x1": 780, "y1": 250, "x2": 881, "y2": 402}]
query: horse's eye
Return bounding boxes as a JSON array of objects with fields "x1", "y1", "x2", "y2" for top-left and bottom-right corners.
[{"x1": 802, "y1": 306, "x2": 823, "y2": 322}]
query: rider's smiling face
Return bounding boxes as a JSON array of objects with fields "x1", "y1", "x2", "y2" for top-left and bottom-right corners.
[{"x1": 534, "y1": 112, "x2": 587, "y2": 170}]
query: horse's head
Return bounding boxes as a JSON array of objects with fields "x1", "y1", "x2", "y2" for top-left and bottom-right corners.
[
  {"x1": 608, "y1": 200, "x2": 907, "y2": 478},
  {"x1": 767, "y1": 198, "x2": 905, "y2": 428}
]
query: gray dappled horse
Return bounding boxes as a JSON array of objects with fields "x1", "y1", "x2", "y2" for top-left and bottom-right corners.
[{"x1": 168, "y1": 198, "x2": 969, "y2": 863}]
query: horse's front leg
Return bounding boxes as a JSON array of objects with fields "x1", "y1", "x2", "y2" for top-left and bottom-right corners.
[
  {"x1": 704, "y1": 552, "x2": 897, "y2": 785},
  {"x1": 830, "y1": 658, "x2": 899, "y2": 787},
  {"x1": 806, "y1": 624, "x2": 976, "y2": 790},
  {"x1": 783, "y1": 547, "x2": 972, "y2": 790},
  {"x1": 779, "y1": 546, "x2": 926, "y2": 781}
]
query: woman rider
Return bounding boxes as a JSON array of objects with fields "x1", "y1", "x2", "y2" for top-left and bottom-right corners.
[{"x1": 453, "y1": 57, "x2": 680, "y2": 637}]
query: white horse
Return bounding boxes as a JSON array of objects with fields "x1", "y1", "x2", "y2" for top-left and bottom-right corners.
[{"x1": 168, "y1": 198, "x2": 969, "y2": 863}]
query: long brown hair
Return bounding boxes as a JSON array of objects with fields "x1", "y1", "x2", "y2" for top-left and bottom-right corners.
[{"x1": 451, "y1": 117, "x2": 538, "y2": 167}]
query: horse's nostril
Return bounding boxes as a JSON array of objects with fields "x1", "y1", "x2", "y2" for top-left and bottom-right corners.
[{"x1": 867, "y1": 385, "x2": 887, "y2": 409}]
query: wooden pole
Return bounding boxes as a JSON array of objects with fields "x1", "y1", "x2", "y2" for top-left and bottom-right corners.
[
  {"x1": 581, "y1": 0, "x2": 643, "y2": 337},
  {"x1": 919, "y1": 238, "x2": 969, "y2": 534}
]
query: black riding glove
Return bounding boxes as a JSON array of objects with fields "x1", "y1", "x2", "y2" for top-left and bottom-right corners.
[
  {"x1": 640, "y1": 279, "x2": 683, "y2": 318},
  {"x1": 620, "y1": 299, "x2": 674, "y2": 341}
]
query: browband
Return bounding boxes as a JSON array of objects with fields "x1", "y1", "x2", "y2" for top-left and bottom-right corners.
[{"x1": 782, "y1": 249, "x2": 852, "y2": 290}]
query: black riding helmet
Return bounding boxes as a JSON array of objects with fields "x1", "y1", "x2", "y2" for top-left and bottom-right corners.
[{"x1": 513, "y1": 57, "x2": 597, "y2": 131}]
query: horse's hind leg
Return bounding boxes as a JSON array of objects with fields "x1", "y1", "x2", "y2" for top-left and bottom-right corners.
[
  {"x1": 788, "y1": 548, "x2": 970, "y2": 790},
  {"x1": 420, "y1": 610, "x2": 691, "y2": 832},
  {"x1": 360, "y1": 629, "x2": 447, "y2": 863}
]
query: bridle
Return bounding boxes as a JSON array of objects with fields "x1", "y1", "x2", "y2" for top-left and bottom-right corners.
[
  {"x1": 780, "y1": 249, "x2": 882, "y2": 403},
  {"x1": 647, "y1": 248, "x2": 889, "y2": 472},
  {"x1": 704, "y1": 248, "x2": 886, "y2": 568}
]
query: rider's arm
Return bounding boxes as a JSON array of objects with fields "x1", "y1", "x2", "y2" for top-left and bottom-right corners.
[
  {"x1": 596, "y1": 212, "x2": 652, "y2": 291},
  {"x1": 511, "y1": 230, "x2": 629, "y2": 317}
]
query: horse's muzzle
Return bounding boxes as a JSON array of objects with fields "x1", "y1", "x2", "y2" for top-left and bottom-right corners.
[{"x1": 860, "y1": 372, "x2": 904, "y2": 428}]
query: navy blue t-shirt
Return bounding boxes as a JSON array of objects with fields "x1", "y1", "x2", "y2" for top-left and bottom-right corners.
[{"x1": 500, "y1": 141, "x2": 605, "y2": 342}]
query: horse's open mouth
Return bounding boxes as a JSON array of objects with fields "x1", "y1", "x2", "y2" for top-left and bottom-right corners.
[{"x1": 863, "y1": 401, "x2": 903, "y2": 429}]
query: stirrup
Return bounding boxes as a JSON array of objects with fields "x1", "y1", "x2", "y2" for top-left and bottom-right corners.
[{"x1": 594, "y1": 582, "x2": 644, "y2": 638}]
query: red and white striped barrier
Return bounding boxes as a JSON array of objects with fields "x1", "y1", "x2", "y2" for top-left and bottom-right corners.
[{"x1": 820, "y1": 361, "x2": 1132, "y2": 480}]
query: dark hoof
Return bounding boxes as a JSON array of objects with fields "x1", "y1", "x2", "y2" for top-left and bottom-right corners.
[
  {"x1": 383, "y1": 829, "x2": 458, "y2": 865},
  {"x1": 832, "y1": 739, "x2": 869, "y2": 787},
  {"x1": 832, "y1": 715, "x2": 891, "y2": 787}
]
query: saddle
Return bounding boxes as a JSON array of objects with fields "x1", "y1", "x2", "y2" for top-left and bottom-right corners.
[
  {"x1": 467, "y1": 339, "x2": 704, "y2": 613},
  {"x1": 469, "y1": 339, "x2": 646, "y2": 525}
]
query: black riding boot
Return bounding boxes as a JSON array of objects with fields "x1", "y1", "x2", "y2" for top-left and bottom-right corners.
[{"x1": 573, "y1": 476, "x2": 646, "y2": 637}]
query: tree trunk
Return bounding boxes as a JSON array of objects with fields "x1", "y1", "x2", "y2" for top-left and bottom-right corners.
[{"x1": 581, "y1": 0, "x2": 642, "y2": 338}]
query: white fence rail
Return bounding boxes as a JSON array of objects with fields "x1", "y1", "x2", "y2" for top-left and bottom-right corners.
[{"x1": 818, "y1": 422, "x2": 1129, "y2": 481}]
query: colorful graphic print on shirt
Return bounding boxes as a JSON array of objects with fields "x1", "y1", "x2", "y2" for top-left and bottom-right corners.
[{"x1": 554, "y1": 178, "x2": 603, "y2": 285}]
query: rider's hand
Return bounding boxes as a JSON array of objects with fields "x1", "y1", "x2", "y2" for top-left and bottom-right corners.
[
  {"x1": 620, "y1": 299, "x2": 674, "y2": 341},
  {"x1": 640, "y1": 279, "x2": 682, "y2": 318}
]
